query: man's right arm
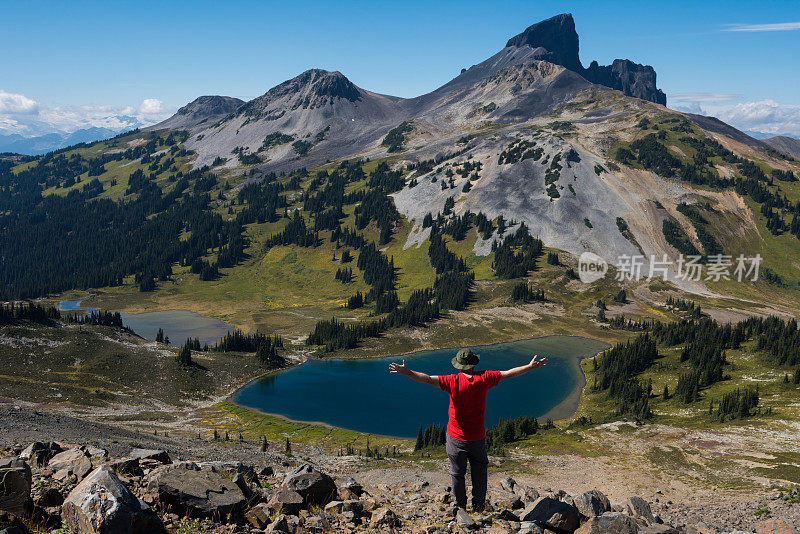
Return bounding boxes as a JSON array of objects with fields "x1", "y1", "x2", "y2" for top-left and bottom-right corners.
[
  {"x1": 389, "y1": 360, "x2": 439, "y2": 387},
  {"x1": 499, "y1": 355, "x2": 548, "y2": 381}
]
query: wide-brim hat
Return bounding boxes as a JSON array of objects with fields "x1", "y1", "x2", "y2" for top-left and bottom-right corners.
[{"x1": 452, "y1": 348, "x2": 480, "y2": 370}]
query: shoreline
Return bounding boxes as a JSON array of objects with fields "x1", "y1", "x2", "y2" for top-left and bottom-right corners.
[{"x1": 225, "y1": 335, "x2": 611, "y2": 439}]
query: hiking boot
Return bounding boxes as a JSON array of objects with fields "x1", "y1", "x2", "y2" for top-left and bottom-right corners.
[{"x1": 472, "y1": 501, "x2": 492, "y2": 513}]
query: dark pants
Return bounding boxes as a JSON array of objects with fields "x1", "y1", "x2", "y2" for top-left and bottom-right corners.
[{"x1": 445, "y1": 433, "x2": 488, "y2": 509}]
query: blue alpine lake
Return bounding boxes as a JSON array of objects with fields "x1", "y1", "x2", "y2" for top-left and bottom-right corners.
[
  {"x1": 232, "y1": 336, "x2": 609, "y2": 438},
  {"x1": 58, "y1": 298, "x2": 236, "y2": 348}
]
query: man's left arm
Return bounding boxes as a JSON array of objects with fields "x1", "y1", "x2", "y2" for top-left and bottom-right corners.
[
  {"x1": 499, "y1": 355, "x2": 548, "y2": 381},
  {"x1": 389, "y1": 360, "x2": 439, "y2": 387}
]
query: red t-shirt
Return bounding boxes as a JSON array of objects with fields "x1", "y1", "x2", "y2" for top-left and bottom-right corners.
[{"x1": 438, "y1": 370, "x2": 502, "y2": 441}]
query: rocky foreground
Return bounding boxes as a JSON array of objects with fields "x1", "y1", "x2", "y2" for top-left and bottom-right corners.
[{"x1": 1, "y1": 440, "x2": 798, "y2": 534}]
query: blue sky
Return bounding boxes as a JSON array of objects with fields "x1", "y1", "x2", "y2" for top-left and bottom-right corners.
[{"x1": 2, "y1": 0, "x2": 799, "y2": 136}]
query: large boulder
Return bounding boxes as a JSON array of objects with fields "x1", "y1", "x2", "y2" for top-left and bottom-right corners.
[
  {"x1": 520, "y1": 497, "x2": 581, "y2": 532},
  {"x1": 574, "y1": 490, "x2": 611, "y2": 518},
  {"x1": 575, "y1": 512, "x2": 647, "y2": 534},
  {"x1": 144, "y1": 462, "x2": 245, "y2": 518},
  {"x1": 48, "y1": 448, "x2": 92, "y2": 480},
  {"x1": 0, "y1": 459, "x2": 31, "y2": 515},
  {"x1": 281, "y1": 464, "x2": 337, "y2": 506},
  {"x1": 61, "y1": 466, "x2": 165, "y2": 534}
]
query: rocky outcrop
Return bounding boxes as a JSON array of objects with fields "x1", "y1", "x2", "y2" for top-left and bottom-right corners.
[
  {"x1": 584, "y1": 59, "x2": 666, "y2": 105},
  {"x1": 4, "y1": 439, "x2": 796, "y2": 533},
  {"x1": 61, "y1": 467, "x2": 164, "y2": 534},
  {"x1": 505, "y1": 13, "x2": 583, "y2": 73},
  {"x1": 505, "y1": 13, "x2": 666, "y2": 105}
]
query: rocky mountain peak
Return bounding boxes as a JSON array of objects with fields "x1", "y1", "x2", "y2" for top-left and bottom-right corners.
[
  {"x1": 148, "y1": 95, "x2": 244, "y2": 131},
  {"x1": 505, "y1": 13, "x2": 666, "y2": 105},
  {"x1": 267, "y1": 69, "x2": 361, "y2": 102},
  {"x1": 240, "y1": 69, "x2": 363, "y2": 118},
  {"x1": 505, "y1": 13, "x2": 582, "y2": 73},
  {"x1": 176, "y1": 95, "x2": 244, "y2": 117}
]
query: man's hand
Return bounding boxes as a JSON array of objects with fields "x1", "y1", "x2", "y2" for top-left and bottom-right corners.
[
  {"x1": 500, "y1": 354, "x2": 549, "y2": 381},
  {"x1": 529, "y1": 355, "x2": 548, "y2": 369},
  {"x1": 389, "y1": 360, "x2": 438, "y2": 386},
  {"x1": 389, "y1": 360, "x2": 410, "y2": 375}
]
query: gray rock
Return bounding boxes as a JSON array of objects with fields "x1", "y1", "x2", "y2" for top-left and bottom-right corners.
[
  {"x1": 144, "y1": 462, "x2": 245, "y2": 518},
  {"x1": 370, "y1": 507, "x2": 400, "y2": 528},
  {"x1": 266, "y1": 513, "x2": 289, "y2": 533},
  {"x1": 575, "y1": 512, "x2": 647, "y2": 534},
  {"x1": 456, "y1": 508, "x2": 477, "y2": 529},
  {"x1": 85, "y1": 447, "x2": 107, "y2": 459},
  {"x1": 0, "y1": 458, "x2": 31, "y2": 515},
  {"x1": 574, "y1": 490, "x2": 612, "y2": 518},
  {"x1": 520, "y1": 497, "x2": 581, "y2": 532},
  {"x1": 282, "y1": 464, "x2": 337, "y2": 506},
  {"x1": 61, "y1": 466, "x2": 165, "y2": 534},
  {"x1": 514, "y1": 484, "x2": 541, "y2": 504},
  {"x1": 626, "y1": 496, "x2": 655, "y2": 524},
  {"x1": 128, "y1": 449, "x2": 170, "y2": 465},
  {"x1": 499, "y1": 477, "x2": 517, "y2": 493},
  {"x1": 268, "y1": 489, "x2": 304, "y2": 516},
  {"x1": 48, "y1": 448, "x2": 92, "y2": 480},
  {"x1": 323, "y1": 500, "x2": 343, "y2": 514}
]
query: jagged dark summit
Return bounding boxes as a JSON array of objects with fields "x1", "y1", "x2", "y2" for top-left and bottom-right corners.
[{"x1": 505, "y1": 13, "x2": 667, "y2": 105}]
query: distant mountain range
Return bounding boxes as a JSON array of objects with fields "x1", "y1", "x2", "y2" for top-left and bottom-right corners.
[{"x1": 0, "y1": 127, "x2": 120, "y2": 155}]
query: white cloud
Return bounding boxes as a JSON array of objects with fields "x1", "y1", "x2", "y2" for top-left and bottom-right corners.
[
  {"x1": 139, "y1": 98, "x2": 164, "y2": 114},
  {"x1": 672, "y1": 102, "x2": 707, "y2": 115},
  {"x1": 723, "y1": 22, "x2": 800, "y2": 32},
  {"x1": 0, "y1": 89, "x2": 39, "y2": 114},
  {"x1": 0, "y1": 91, "x2": 173, "y2": 137},
  {"x1": 717, "y1": 99, "x2": 800, "y2": 137},
  {"x1": 670, "y1": 92, "x2": 741, "y2": 103}
]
